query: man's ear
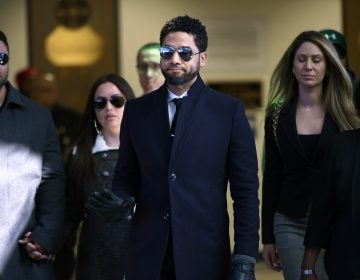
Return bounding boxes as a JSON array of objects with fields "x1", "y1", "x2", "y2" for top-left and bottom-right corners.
[{"x1": 200, "y1": 52, "x2": 207, "y2": 67}]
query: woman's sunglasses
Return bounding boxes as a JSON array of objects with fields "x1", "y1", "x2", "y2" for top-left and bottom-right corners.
[
  {"x1": 160, "y1": 46, "x2": 200, "y2": 62},
  {"x1": 93, "y1": 95, "x2": 125, "y2": 109},
  {"x1": 0, "y1": 53, "x2": 9, "y2": 65}
]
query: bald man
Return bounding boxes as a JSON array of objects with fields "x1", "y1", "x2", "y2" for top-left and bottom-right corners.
[{"x1": 136, "y1": 42, "x2": 165, "y2": 94}]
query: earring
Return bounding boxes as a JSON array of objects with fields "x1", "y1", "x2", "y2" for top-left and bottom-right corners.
[{"x1": 94, "y1": 119, "x2": 100, "y2": 134}]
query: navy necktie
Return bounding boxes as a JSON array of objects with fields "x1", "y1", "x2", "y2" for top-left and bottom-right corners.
[{"x1": 170, "y1": 98, "x2": 182, "y2": 137}]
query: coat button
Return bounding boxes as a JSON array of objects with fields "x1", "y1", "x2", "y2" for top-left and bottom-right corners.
[
  {"x1": 169, "y1": 173, "x2": 176, "y2": 181},
  {"x1": 102, "y1": 153, "x2": 108, "y2": 158},
  {"x1": 163, "y1": 212, "x2": 170, "y2": 220},
  {"x1": 102, "y1": 171, "x2": 110, "y2": 177}
]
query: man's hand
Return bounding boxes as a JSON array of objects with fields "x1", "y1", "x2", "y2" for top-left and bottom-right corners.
[
  {"x1": 230, "y1": 255, "x2": 256, "y2": 280},
  {"x1": 18, "y1": 232, "x2": 50, "y2": 261},
  {"x1": 85, "y1": 189, "x2": 135, "y2": 221}
]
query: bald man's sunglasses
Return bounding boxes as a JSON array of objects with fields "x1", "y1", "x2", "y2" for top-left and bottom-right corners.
[
  {"x1": 0, "y1": 53, "x2": 9, "y2": 65},
  {"x1": 93, "y1": 95, "x2": 125, "y2": 109},
  {"x1": 160, "y1": 46, "x2": 200, "y2": 62}
]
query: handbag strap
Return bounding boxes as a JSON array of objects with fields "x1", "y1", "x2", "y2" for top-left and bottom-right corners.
[{"x1": 271, "y1": 102, "x2": 282, "y2": 153}]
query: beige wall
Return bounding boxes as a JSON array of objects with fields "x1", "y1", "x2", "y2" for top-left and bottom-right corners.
[
  {"x1": 1, "y1": 0, "x2": 342, "y2": 98},
  {"x1": 119, "y1": 0, "x2": 342, "y2": 97}
]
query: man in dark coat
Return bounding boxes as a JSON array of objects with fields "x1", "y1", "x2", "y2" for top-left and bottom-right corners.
[
  {"x1": 15, "y1": 67, "x2": 81, "y2": 280},
  {"x1": 112, "y1": 15, "x2": 259, "y2": 280},
  {"x1": 0, "y1": 30, "x2": 65, "y2": 279}
]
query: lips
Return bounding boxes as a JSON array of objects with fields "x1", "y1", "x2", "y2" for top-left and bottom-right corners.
[
  {"x1": 105, "y1": 114, "x2": 117, "y2": 120},
  {"x1": 167, "y1": 66, "x2": 183, "y2": 71},
  {"x1": 303, "y1": 74, "x2": 315, "y2": 79}
]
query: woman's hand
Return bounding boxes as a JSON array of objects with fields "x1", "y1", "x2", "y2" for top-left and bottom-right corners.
[{"x1": 262, "y1": 243, "x2": 282, "y2": 271}]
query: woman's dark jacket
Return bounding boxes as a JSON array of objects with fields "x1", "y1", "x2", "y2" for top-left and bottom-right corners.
[
  {"x1": 261, "y1": 102, "x2": 338, "y2": 244},
  {"x1": 64, "y1": 149, "x2": 131, "y2": 280}
]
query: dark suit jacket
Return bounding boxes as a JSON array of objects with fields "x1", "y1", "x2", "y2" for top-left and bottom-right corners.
[
  {"x1": 262, "y1": 102, "x2": 338, "y2": 243},
  {"x1": 113, "y1": 76, "x2": 259, "y2": 280},
  {"x1": 305, "y1": 129, "x2": 360, "y2": 279},
  {"x1": 0, "y1": 83, "x2": 65, "y2": 279}
]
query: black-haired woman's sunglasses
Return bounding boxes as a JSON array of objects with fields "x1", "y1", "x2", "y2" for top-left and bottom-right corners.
[{"x1": 93, "y1": 95, "x2": 125, "y2": 109}]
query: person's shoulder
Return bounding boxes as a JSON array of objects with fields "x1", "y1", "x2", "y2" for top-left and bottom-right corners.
[
  {"x1": 126, "y1": 87, "x2": 164, "y2": 107},
  {"x1": 336, "y1": 128, "x2": 360, "y2": 140},
  {"x1": 206, "y1": 86, "x2": 243, "y2": 106},
  {"x1": 9, "y1": 86, "x2": 51, "y2": 117},
  {"x1": 206, "y1": 87, "x2": 253, "y2": 118}
]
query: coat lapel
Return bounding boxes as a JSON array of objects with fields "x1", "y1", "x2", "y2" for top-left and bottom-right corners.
[{"x1": 169, "y1": 76, "x2": 206, "y2": 167}]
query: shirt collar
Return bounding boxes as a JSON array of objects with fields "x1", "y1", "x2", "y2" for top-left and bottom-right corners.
[
  {"x1": 167, "y1": 89, "x2": 188, "y2": 103},
  {"x1": 92, "y1": 134, "x2": 116, "y2": 154}
]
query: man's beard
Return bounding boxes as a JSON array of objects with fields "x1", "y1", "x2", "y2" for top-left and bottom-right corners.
[{"x1": 162, "y1": 65, "x2": 199, "y2": 86}]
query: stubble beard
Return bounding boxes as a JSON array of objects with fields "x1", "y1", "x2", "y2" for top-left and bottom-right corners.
[{"x1": 162, "y1": 63, "x2": 200, "y2": 86}]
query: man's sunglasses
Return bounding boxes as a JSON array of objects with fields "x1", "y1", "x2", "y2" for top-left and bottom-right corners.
[
  {"x1": 93, "y1": 95, "x2": 125, "y2": 109},
  {"x1": 160, "y1": 46, "x2": 200, "y2": 62},
  {"x1": 0, "y1": 53, "x2": 9, "y2": 65}
]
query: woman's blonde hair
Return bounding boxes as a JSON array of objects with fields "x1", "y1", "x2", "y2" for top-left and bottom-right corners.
[{"x1": 266, "y1": 30, "x2": 359, "y2": 131}]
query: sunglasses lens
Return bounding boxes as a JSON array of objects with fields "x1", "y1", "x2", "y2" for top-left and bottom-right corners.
[
  {"x1": 0, "y1": 53, "x2": 9, "y2": 65},
  {"x1": 160, "y1": 47, "x2": 174, "y2": 60},
  {"x1": 178, "y1": 48, "x2": 193, "y2": 62},
  {"x1": 94, "y1": 96, "x2": 125, "y2": 109},
  {"x1": 110, "y1": 96, "x2": 125, "y2": 108},
  {"x1": 93, "y1": 97, "x2": 107, "y2": 109}
]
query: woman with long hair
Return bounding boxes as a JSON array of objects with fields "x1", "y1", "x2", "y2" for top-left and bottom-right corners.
[
  {"x1": 261, "y1": 31, "x2": 359, "y2": 279},
  {"x1": 62, "y1": 73, "x2": 135, "y2": 279}
]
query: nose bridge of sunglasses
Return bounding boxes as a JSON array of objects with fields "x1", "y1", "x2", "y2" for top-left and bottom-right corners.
[{"x1": 171, "y1": 49, "x2": 184, "y2": 61}]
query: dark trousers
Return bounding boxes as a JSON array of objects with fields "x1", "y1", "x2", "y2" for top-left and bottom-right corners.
[
  {"x1": 53, "y1": 234, "x2": 77, "y2": 280},
  {"x1": 160, "y1": 232, "x2": 176, "y2": 280}
]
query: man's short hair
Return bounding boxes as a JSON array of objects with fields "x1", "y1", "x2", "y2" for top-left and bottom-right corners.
[{"x1": 160, "y1": 15, "x2": 208, "y2": 52}]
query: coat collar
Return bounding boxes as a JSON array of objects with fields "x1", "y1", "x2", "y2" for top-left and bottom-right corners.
[
  {"x1": 2, "y1": 82, "x2": 27, "y2": 109},
  {"x1": 166, "y1": 75, "x2": 207, "y2": 166}
]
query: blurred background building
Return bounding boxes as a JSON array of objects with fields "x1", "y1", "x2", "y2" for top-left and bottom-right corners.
[{"x1": 1, "y1": 2, "x2": 359, "y2": 278}]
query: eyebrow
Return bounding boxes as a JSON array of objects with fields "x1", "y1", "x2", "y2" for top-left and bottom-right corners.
[{"x1": 296, "y1": 53, "x2": 323, "y2": 57}]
